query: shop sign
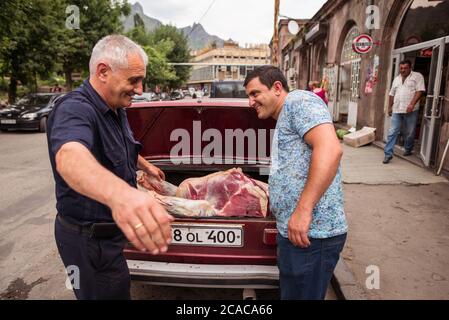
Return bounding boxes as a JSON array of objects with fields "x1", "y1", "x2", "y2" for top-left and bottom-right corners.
[{"x1": 352, "y1": 34, "x2": 374, "y2": 54}]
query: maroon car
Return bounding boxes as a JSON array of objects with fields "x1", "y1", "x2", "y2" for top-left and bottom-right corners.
[{"x1": 124, "y1": 98, "x2": 278, "y2": 289}]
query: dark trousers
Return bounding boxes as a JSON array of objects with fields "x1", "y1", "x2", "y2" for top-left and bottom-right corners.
[
  {"x1": 277, "y1": 233, "x2": 347, "y2": 300},
  {"x1": 54, "y1": 216, "x2": 131, "y2": 300}
]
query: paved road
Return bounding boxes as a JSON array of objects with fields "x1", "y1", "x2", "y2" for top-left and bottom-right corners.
[{"x1": 0, "y1": 131, "x2": 283, "y2": 300}]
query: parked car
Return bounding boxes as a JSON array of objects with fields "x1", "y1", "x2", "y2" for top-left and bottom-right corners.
[
  {"x1": 125, "y1": 99, "x2": 278, "y2": 289},
  {"x1": 0, "y1": 93, "x2": 65, "y2": 133},
  {"x1": 210, "y1": 80, "x2": 248, "y2": 98},
  {"x1": 132, "y1": 92, "x2": 158, "y2": 102},
  {"x1": 170, "y1": 90, "x2": 184, "y2": 100}
]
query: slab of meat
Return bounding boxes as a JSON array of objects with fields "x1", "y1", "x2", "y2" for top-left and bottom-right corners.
[{"x1": 138, "y1": 168, "x2": 268, "y2": 218}]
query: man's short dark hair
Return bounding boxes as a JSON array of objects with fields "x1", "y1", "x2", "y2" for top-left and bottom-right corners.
[
  {"x1": 399, "y1": 60, "x2": 412, "y2": 67},
  {"x1": 244, "y1": 65, "x2": 289, "y2": 92}
]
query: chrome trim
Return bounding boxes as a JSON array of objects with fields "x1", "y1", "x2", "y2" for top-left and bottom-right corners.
[{"x1": 127, "y1": 260, "x2": 279, "y2": 289}]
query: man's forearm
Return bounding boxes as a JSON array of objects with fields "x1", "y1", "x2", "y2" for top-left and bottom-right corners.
[
  {"x1": 389, "y1": 96, "x2": 394, "y2": 109},
  {"x1": 409, "y1": 92, "x2": 423, "y2": 107},
  {"x1": 56, "y1": 142, "x2": 131, "y2": 208},
  {"x1": 295, "y1": 143, "x2": 342, "y2": 214},
  {"x1": 137, "y1": 154, "x2": 149, "y2": 170}
]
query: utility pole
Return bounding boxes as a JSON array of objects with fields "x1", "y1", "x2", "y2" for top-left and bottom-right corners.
[{"x1": 273, "y1": 0, "x2": 280, "y2": 67}]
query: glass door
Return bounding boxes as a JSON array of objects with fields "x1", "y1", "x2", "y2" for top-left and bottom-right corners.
[
  {"x1": 420, "y1": 38, "x2": 446, "y2": 166},
  {"x1": 384, "y1": 53, "x2": 402, "y2": 141}
]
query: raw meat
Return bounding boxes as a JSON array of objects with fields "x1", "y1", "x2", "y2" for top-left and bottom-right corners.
[{"x1": 137, "y1": 168, "x2": 268, "y2": 218}]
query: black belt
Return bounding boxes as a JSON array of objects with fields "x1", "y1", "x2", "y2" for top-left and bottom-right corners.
[{"x1": 57, "y1": 214, "x2": 123, "y2": 239}]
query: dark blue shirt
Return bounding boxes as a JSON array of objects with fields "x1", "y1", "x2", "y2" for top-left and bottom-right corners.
[{"x1": 47, "y1": 79, "x2": 142, "y2": 225}]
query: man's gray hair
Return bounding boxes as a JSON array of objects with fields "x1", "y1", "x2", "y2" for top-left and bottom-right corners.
[{"x1": 89, "y1": 34, "x2": 148, "y2": 75}]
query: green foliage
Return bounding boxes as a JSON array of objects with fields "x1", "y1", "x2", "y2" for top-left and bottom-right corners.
[
  {"x1": 126, "y1": 14, "x2": 151, "y2": 47},
  {"x1": 0, "y1": 0, "x2": 131, "y2": 100},
  {"x1": 143, "y1": 45, "x2": 177, "y2": 90},
  {"x1": 127, "y1": 23, "x2": 191, "y2": 90},
  {"x1": 148, "y1": 25, "x2": 192, "y2": 89},
  {"x1": 0, "y1": 0, "x2": 61, "y2": 100},
  {"x1": 0, "y1": 0, "x2": 193, "y2": 101},
  {"x1": 53, "y1": 0, "x2": 130, "y2": 90}
]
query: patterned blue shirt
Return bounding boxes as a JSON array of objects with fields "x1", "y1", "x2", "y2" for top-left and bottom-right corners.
[{"x1": 269, "y1": 90, "x2": 347, "y2": 239}]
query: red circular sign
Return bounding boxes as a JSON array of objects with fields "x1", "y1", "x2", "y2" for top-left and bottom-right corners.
[{"x1": 352, "y1": 34, "x2": 373, "y2": 54}]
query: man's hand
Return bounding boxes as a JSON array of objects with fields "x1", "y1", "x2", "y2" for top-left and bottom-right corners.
[
  {"x1": 287, "y1": 210, "x2": 312, "y2": 248},
  {"x1": 144, "y1": 163, "x2": 165, "y2": 181},
  {"x1": 109, "y1": 187, "x2": 174, "y2": 254},
  {"x1": 388, "y1": 108, "x2": 393, "y2": 117},
  {"x1": 138, "y1": 155, "x2": 165, "y2": 181},
  {"x1": 406, "y1": 104, "x2": 414, "y2": 113}
]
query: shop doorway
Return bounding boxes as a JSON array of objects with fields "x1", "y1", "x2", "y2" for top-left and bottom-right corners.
[{"x1": 386, "y1": 37, "x2": 448, "y2": 166}]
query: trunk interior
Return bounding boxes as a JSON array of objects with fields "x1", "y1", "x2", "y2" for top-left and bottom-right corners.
[{"x1": 125, "y1": 165, "x2": 277, "y2": 265}]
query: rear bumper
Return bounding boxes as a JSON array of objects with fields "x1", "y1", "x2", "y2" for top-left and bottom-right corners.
[
  {"x1": 127, "y1": 259, "x2": 279, "y2": 289},
  {"x1": 0, "y1": 119, "x2": 40, "y2": 130}
]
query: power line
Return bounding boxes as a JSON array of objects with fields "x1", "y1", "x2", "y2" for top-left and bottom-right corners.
[
  {"x1": 197, "y1": 0, "x2": 217, "y2": 25},
  {"x1": 187, "y1": 0, "x2": 218, "y2": 38}
]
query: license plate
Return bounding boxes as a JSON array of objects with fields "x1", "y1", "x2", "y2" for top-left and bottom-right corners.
[
  {"x1": 171, "y1": 223, "x2": 243, "y2": 247},
  {"x1": 1, "y1": 119, "x2": 16, "y2": 124}
]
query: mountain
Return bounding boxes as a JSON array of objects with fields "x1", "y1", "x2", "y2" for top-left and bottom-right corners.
[
  {"x1": 180, "y1": 23, "x2": 224, "y2": 50},
  {"x1": 121, "y1": 2, "x2": 162, "y2": 33},
  {"x1": 121, "y1": 2, "x2": 225, "y2": 50}
]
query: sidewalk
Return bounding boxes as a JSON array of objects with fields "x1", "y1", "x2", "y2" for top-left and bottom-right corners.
[{"x1": 334, "y1": 143, "x2": 449, "y2": 299}]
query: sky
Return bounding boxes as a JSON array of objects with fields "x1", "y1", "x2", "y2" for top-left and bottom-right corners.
[{"x1": 135, "y1": 0, "x2": 328, "y2": 45}]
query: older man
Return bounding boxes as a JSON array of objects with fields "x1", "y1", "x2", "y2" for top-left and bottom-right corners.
[
  {"x1": 244, "y1": 66, "x2": 347, "y2": 300},
  {"x1": 383, "y1": 60, "x2": 425, "y2": 163},
  {"x1": 47, "y1": 35, "x2": 173, "y2": 299}
]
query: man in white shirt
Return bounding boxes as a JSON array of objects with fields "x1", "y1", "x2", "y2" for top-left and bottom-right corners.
[{"x1": 383, "y1": 60, "x2": 425, "y2": 164}]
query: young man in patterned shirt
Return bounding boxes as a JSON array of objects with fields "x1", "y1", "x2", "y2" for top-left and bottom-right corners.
[{"x1": 244, "y1": 66, "x2": 348, "y2": 300}]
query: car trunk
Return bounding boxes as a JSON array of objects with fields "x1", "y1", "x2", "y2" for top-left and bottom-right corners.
[{"x1": 124, "y1": 102, "x2": 277, "y2": 265}]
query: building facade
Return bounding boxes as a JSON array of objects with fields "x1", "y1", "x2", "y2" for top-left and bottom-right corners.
[
  {"x1": 187, "y1": 40, "x2": 270, "y2": 91},
  {"x1": 275, "y1": 0, "x2": 449, "y2": 174}
]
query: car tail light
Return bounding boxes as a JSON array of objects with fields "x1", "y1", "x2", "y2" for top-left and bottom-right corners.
[{"x1": 263, "y1": 228, "x2": 278, "y2": 245}]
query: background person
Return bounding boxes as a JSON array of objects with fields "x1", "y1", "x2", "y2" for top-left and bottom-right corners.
[
  {"x1": 383, "y1": 60, "x2": 425, "y2": 164},
  {"x1": 308, "y1": 80, "x2": 328, "y2": 105}
]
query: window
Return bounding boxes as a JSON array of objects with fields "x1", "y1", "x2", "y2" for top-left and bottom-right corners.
[
  {"x1": 341, "y1": 26, "x2": 360, "y2": 63},
  {"x1": 240, "y1": 66, "x2": 246, "y2": 77},
  {"x1": 338, "y1": 25, "x2": 362, "y2": 117}
]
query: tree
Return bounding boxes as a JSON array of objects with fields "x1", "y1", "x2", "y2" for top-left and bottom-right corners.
[
  {"x1": 148, "y1": 25, "x2": 192, "y2": 89},
  {"x1": 127, "y1": 22, "x2": 176, "y2": 90},
  {"x1": 143, "y1": 43, "x2": 177, "y2": 90},
  {"x1": 54, "y1": 0, "x2": 130, "y2": 90},
  {"x1": 126, "y1": 13, "x2": 151, "y2": 47},
  {"x1": 0, "y1": 0, "x2": 60, "y2": 102}
]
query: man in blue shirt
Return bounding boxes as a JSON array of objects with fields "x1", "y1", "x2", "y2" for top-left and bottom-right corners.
[
  {"x1": 244, "y1": 66, "x2": 347, "y2": 300},
  {"x1": 47, "y1": 35, "x2": 173, "y2": 299}
]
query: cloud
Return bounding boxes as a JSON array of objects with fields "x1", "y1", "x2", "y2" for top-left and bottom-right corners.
[{"x1": 136, "y1": 0, "x2": 327, "y2": 44}]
